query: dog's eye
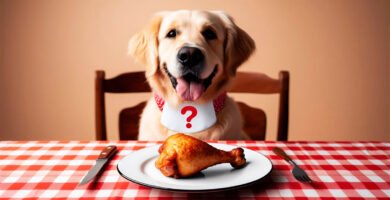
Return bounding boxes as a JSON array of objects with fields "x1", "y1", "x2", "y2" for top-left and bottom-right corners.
[
  {"x1": 166, "y1": 29, "x2": 177, "y2": 38},
  {"x1": 202, "y1": 28, "x2": 217, "y2": 40}
]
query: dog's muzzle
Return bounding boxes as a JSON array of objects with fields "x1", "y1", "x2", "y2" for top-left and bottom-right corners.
[
  {"x1": 164, "y1": 65, "x2": 217, "y2": 102},
  {"x1": 162, "y1": 46, "x2": 217, "y2": 101},
  {"x1": 177, "y1": 46, "x2": 204, "y2": 74}
]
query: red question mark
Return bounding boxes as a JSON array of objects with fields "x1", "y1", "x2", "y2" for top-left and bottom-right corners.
[{"x1": 181, "y1": 106, "x2": 198, "y2": 129}]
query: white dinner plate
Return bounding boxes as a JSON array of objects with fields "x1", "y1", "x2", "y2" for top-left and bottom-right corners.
[{"x1": 117, "y1": 143, "x2": 272, "y2": 192}]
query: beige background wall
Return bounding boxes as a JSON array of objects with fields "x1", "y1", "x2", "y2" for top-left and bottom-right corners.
[{"x1": 0, "y1": 0, "x2": 389, "y2": 141}]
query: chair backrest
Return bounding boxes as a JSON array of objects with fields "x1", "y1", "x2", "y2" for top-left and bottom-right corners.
[
  {"x1": 95, "y1": 70, "x2": 289, "y2": 141},
  {"x1": 95, "y1": 71, "x2": 150, "y2": 140},
  {"x1": 229, "y1": 71, "x2": 289, "y2": 141}
]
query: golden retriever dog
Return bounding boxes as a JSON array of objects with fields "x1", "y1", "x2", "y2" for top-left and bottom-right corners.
[{"x1": 129, "y1": 10, "x2": 255, "y2": 140}]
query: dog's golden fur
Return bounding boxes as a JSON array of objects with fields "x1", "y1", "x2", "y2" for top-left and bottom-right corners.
[{"x1": 129, "y1": 10, "x2": 255, "y2": 140}]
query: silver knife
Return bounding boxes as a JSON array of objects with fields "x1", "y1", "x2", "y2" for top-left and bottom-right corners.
[{"x1": 79, "y1": 145, "x2": 117, "y2": 185}]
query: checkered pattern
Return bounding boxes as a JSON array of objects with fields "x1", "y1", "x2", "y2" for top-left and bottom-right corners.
[{"x1": 0, "y1": 141, "x2": 389, "y2": 199}]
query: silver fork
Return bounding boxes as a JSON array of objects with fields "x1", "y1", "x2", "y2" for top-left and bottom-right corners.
[{"x1": 273, "y1": 147, "x2": 313, "y2": 183}]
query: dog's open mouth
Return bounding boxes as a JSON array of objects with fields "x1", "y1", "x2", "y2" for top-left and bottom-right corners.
[{"x1": 164, "y1": 66, "x2": 217, "y2": 101}]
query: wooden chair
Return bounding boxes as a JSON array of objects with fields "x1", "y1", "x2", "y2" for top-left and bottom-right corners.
[{"x1": 95, "y1": 70, "x2": 289, "y2": 141}]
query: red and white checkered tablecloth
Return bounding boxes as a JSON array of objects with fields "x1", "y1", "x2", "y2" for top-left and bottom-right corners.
[{"x1": 0, "y1": 141, "x2": 389, "y2": 199}]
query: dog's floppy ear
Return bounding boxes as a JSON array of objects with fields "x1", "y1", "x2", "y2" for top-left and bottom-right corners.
[
  {"x1": 214, "y1": 11, "x2": 255, "y2": 75},
  {"x1": 128, "y1": 13, "x2": 166, "y2": 76}
]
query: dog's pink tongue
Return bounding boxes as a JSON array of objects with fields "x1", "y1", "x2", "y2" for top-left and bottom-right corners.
[{"x1": 176, "y1": 78, "x2": 204, "y2": 101}]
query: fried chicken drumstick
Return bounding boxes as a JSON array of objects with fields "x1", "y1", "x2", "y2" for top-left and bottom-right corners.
[{"x1": 155, "y1": 133, "x2": 246, "y2": 178}]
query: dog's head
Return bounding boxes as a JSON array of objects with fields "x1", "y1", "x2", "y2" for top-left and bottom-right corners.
[{"x1": 129, "y1": 10, "x2": 255, "y2": 106}]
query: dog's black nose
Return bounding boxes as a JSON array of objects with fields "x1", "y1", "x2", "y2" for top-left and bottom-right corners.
[{"x1": 177, "y1": 47, "x2": 204, "y2": 68}]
